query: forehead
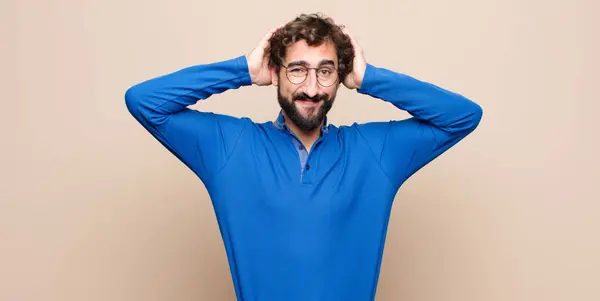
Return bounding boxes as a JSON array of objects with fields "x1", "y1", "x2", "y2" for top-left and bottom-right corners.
[{"x1": 284, "y1": 39, "x2": 338, "y2": 66}]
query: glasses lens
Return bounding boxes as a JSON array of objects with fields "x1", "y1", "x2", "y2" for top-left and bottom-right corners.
[
  {"x1": 285, "y1": 66, "x2": 338, "y2": 86},
  {"x1": 317, "y1": 67, "x2": 337, "y2": 86},
  {"x1": 286, "y1": 66, "x2": 308, "y2": 84}
]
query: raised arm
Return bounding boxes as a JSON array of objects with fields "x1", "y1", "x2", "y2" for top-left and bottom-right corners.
[
  {"x1": 124, "y1": 56, "x2": 252, "y2": 182},
  {"x1": 339, "y1": 26, "x2": 482, "y2": 188},
  {"x1": 124, "y1": 26, "x2": 281, "y2": 183},
  {"x1": 355, "y1": 64, "x2": 483, "y2": 188}
]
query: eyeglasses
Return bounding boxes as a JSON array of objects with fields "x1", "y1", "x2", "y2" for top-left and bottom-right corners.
[{"x1": 280, "y1": 63, "x2": 339, "y2": 87}]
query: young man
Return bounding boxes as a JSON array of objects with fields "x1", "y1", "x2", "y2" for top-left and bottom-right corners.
[{"x1": 125, "y1": 13, "x2": 482, "y2": 301}]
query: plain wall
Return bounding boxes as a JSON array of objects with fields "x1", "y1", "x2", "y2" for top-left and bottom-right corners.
[{"x1": 2, "y1": 0, "x2": 599, "y2": 300}]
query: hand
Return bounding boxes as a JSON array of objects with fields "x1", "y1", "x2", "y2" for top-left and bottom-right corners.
[
  {"x1": 340, "y1": 26, "x2": 367, "y2": 90},
  {"x1": 246, "y1": 24, "x2": 283, "y2": 86}
]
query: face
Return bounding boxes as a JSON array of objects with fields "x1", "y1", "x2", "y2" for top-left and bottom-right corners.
[{"x1": 272, "y1": 39, "x2": 340, "y2": 132}]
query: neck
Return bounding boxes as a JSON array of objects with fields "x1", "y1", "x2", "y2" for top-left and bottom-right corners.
[{"x1": 283, "y1": 115, "x2": 322, "y2": 152}]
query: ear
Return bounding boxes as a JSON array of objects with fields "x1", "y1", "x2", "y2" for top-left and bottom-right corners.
[{"x1": 270, "y1": 66, "x2": 279, "y2": 86}]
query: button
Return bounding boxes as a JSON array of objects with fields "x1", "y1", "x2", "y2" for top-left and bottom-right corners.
[
  {"x1": 305, "y1": 164, "x2": 310, "y2": 170},
  {"x1": 298, "y1": 145, "x2": 304, "y2": 150}
]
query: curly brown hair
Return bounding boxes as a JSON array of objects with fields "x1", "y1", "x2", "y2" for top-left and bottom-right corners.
[{"x1": 267, "y1": 13, "x2": 355, "y2": 83}]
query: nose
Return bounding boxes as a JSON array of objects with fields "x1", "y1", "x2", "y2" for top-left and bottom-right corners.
[{"x1": 303, "y1": 69, "x2": 319, "y2": 97}]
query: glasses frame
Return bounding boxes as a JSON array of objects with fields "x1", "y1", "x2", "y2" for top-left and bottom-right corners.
[{"x1": 279, "y1": 63, "x2": 339, "y2": 87}]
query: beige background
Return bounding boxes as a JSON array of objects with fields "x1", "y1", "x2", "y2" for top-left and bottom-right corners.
[{"x1": 2, "y1": 0, "x2": 599, "y2": 300}]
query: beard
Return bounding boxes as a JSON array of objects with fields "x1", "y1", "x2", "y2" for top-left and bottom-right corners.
[{"x1": 277, "y1": 85, "x2": 335, "y2": 133}]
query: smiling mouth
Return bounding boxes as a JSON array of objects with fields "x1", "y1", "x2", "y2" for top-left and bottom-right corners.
[
  {"x1": 296, "y1": 99, "x2": 321, "y2": 105},
  {"x1": 295, "y1": 100, "x2": 322, "y2": 111}
]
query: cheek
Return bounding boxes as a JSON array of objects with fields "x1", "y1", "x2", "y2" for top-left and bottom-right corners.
[
  {"x1": 282, "y1": 86, "x2": 295, "y2": 98},
  {"x1": 282, "y1": 83, "x2": 301, "y2": 97},
  {"x1": 324, "y1": 86, "x2": 338, "y2": 97}
]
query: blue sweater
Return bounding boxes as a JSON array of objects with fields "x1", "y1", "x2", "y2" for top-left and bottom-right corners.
[{"x1": 125, "y1": 55, "x2": 482, "y2": 301}]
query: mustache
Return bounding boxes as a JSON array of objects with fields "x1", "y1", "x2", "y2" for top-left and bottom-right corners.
[{"x1": 292, "y1": 92, "x2": 328, "y2": 102}]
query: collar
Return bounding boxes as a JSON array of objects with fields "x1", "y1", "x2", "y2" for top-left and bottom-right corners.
[{"x1": 272, "y1": 110, "x2": 329, "y2": 134}]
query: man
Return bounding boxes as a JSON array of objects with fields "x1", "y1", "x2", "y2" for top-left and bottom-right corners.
[{"x1": 125, "y1": 13, "x2": 482, "y2": 301}]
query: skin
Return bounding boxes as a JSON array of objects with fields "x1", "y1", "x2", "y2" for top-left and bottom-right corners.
[
  {"x1": 272, "y1": 39, "x2": 338, "y2": 150},
  {"x1": 246, "y1": 19, "x2": 367, "y2": 151}
]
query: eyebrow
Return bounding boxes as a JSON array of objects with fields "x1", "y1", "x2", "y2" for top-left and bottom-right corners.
[{"x1": 287, "y1": 59, "x2": 336, "y2": 68}]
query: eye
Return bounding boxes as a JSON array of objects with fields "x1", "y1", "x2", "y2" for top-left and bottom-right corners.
[
  {"x1": 318, "y1": 68, "x2": 333, "y2": 76},
  {"x1": 289, "y1": 67, "x2": 306, "y2": 74}
]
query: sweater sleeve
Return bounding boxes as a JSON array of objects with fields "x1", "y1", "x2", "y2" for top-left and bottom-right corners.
[
  {"x1": 124, "y1": 55, "x2": 252, "y2": 183},
  {"x1": 354, "y1": 64, "x2": 483, "y2": 188}
]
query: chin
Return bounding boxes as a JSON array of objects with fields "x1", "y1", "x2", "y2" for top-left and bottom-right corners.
[
  {"x1": 298, "y1": 108, "x2": 319, "y2": 119},
  {"x1": 295, "y1": 101, "x2": 322, "y2": 111}
]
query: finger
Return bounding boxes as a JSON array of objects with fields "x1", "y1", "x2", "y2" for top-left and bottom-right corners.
[
  {"x1": 265, "y1": 23, "x2": 285, "y2": 40},
  {"x1": 341, "y1": 26, "x2": 352, "y2": 40},
  {"x1": 257, "y1": 23, "x2": 285, "y2": 49},
  {"x1": 342, "y1": 26, "x2": 354, "y2": 40},
  {"x1": 342, "y1": 26, "x2": 360, "y2": 50}
]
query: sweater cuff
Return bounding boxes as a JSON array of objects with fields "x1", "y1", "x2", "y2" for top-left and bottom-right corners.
[
  {"x1": 235, "y1": 55, "x2": 253, "y2": 87},
  {"x1": 356, "y1": 63, "x2": 377, "y2": 94}
]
